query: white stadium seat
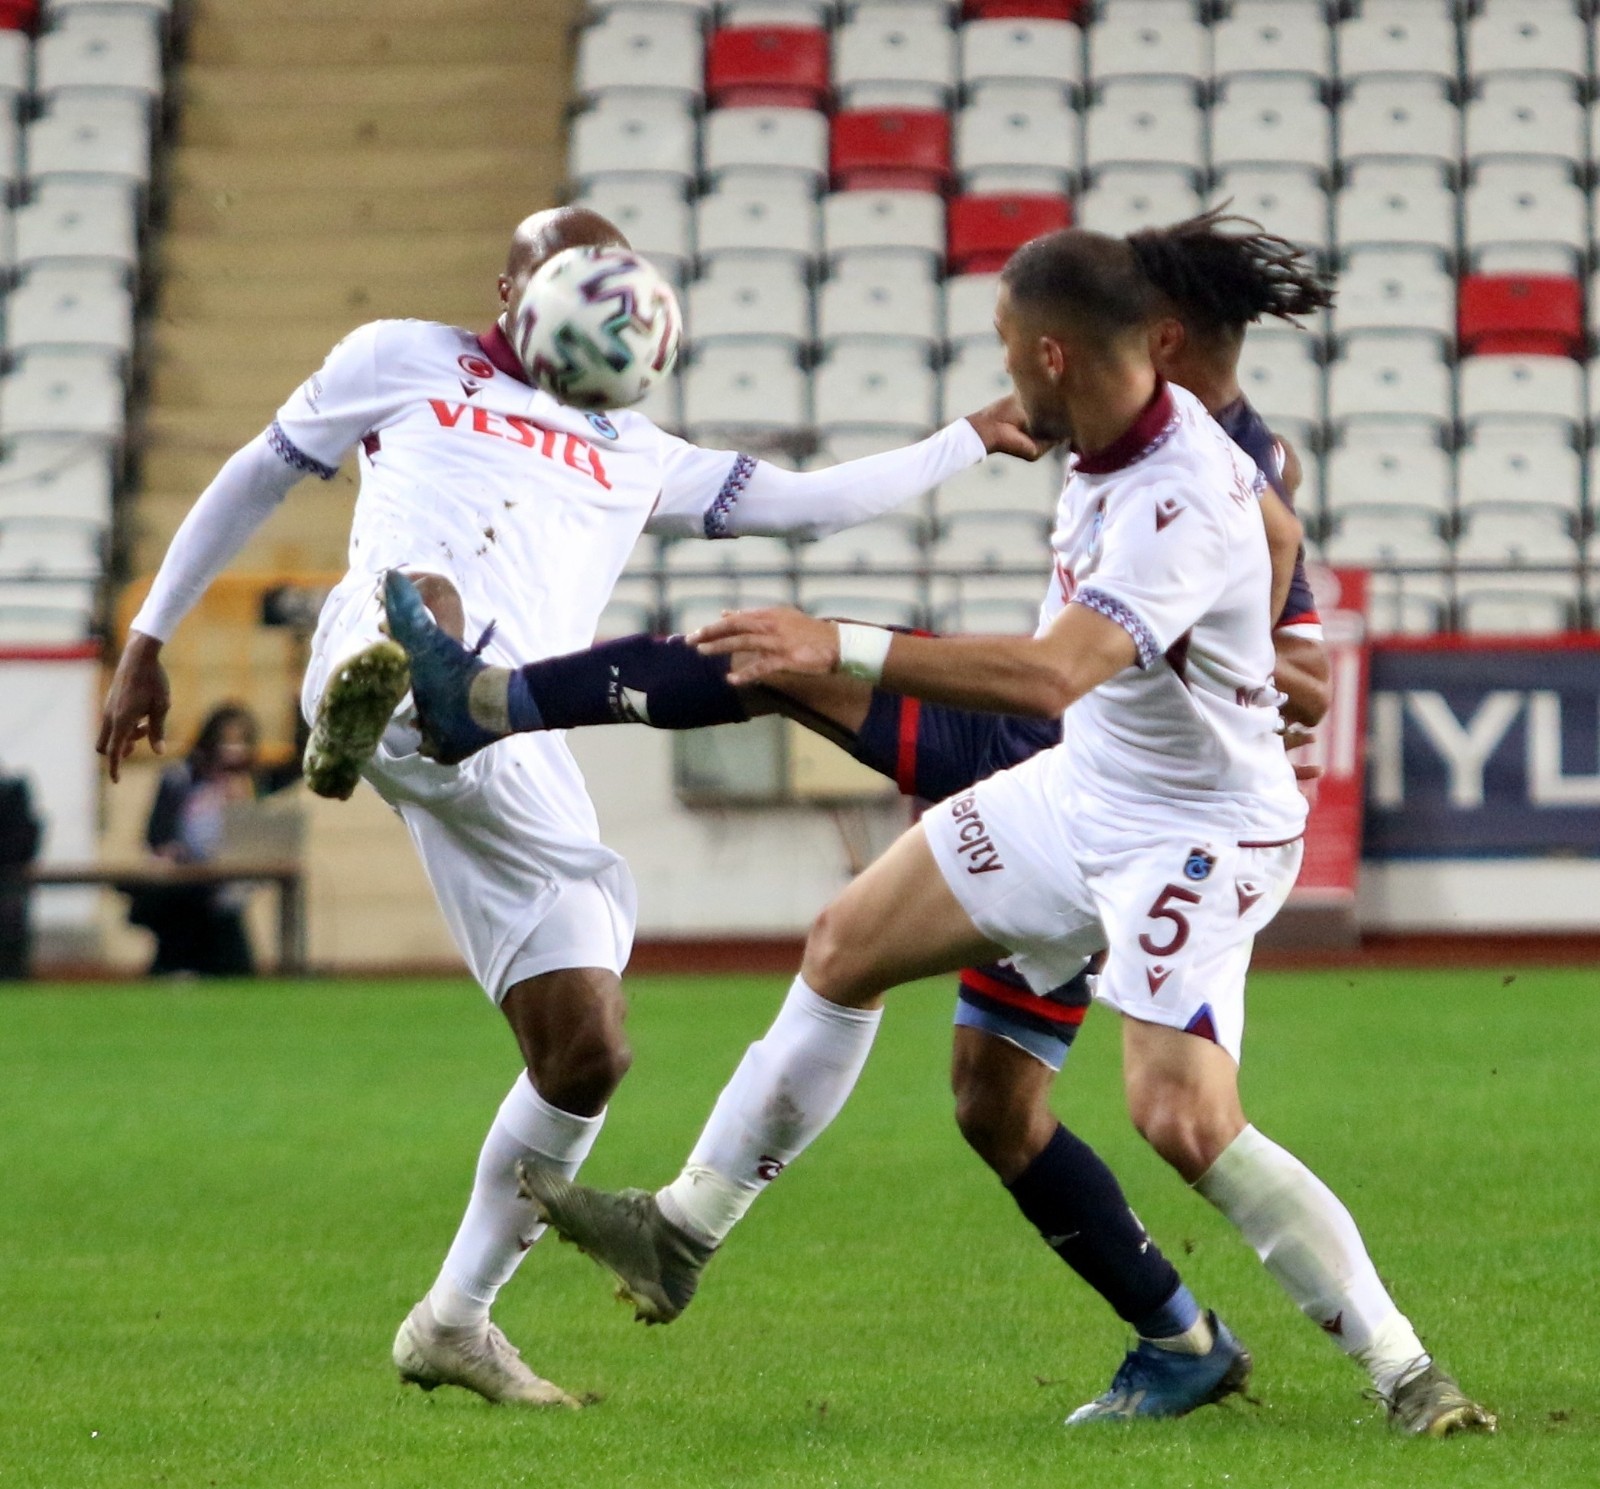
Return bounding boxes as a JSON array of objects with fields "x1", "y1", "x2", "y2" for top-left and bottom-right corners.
[
  {"x1": 0, "y1": 519, "x2": 101, "y2": 580},
  {"x1": 798, "y1": 582, "x2": 923, "y2": 630},
  {"x1": 814, "y1": 342, "x2": 938, "y2": 438},
  {"x1": 1459, "y1": 353, "x2": 1584, "y2": 427},
  {"x1": 940, "y1": 340, "x2": 1011, "y2": 424},
  {"x1": 1325, "y1": 419, "x2": 1454, "y2": 519},
  {"x1": 45, "y1": 0, "x2": 172, "y2": 16},
  {"x1": 1366, "y1": 569, "x2": 1450, "y2": 637},
  {"x1": 1234, "y1": 331, "x2": 1322, "y2": 426},
  {"x1": 26, "y1": 94, "x2": 150, "y2": 188},
  {"x1": 1333, "y1": 246, "x2": 1455, "y2": 339},
  {"x1": 703, "y1": 107, "x2": 829, "y2": 187},
  {"x1": 567, "y1": 95, "x2": 697, "y2": 190},
  {"x1": 818, "y1": 266, "x2": 941, "y2": 353},
  {"x1": 936, "y1": 456, "x2": 1061, "y2": 519},
  {"x1": 682, "y1": 342, "x2": 808, "y2": 441},
  {"x1": 1089, "y1": 0, "x2": 1208, "y2": 80},
  {"x1": 5, "y1": 265, "x2": 134, "y2": 359},
  {"x1": 695, "y1": 178, "x2": 819, "y2": 272},
  {"x1": 1337, "y1": 1, "x2": 1457, "y2": 84},
  {"x1": 822, "y1": 189, "x2": 945, "y2": 273},
  {"x1": 1458, "y1": 508, "x2": 1578, "y2": 570},
  {"x1": 631, "y1": 370, "x2": 682, "y2": 433},
  {"x1": 1335, "y1": 160, "x2": 1456, "y2": 252},
  {"x1": 1212, "y1": 1, "x2": 1329, "y2": 79},
  {"x1": 1327, "y1": 332, "x2": 1452, "y2": 423},
  {"x1": 1322, "y1": 507, "x2": 1450, "y2": 567},
  {"x1": 799, "y1": 520, "x2": 925, "y2": 575},
  {"x1": 0, "y1": 29, "x2": 28, "y2": 114},
  {"x1": 666, "y1": 533, "x2": 793, "y2": 588},
  {"x1": 0, "y1": 352, "x2": 125, "y2": 441},
  {"x1": 687, "y1": 259, "x2": 811, "y2": 349},
  {"x1": 1464, "y1": 160, "x2": 1587, "y2": 256},
  {"x1": 1458, "y1": 575, "x2": 1578, "y2": 636},
  {"x1": 1465, "y1": 74, "x2": 1585, "y2": 166},
  {"x1": 943, "y1": 271, "x2": 1002, "y2": 347},
  {"x1": 1337, "y1": 76, "x2": 1459, "y2": 166},
  {"x1": 1085, "y1": 79, "x2": 1203, "y2": 173},
  {"x1": 932, "y1": 592, "x2": 1044, "y2": 636},
  {"x1": 1467, "y1": 0, "x2": 1589, "y2": 81},
  {"x1": 35, "y1": 10, "x2": 163, "y2": 102},
  {"x1": 0, "y1": 442, "x2": 115, "y2": 530},
  {"x1": 1076, "y1": 165, "x2": 1202, "y2": 236},
  {"x1": 1458, "y1": 424, "x2": 1582, "y2": 517},
  {"x1": 834, "y1": 11, "x2": 958, "y2": 110},
  {"x1": 960, "y1": 19, "x2": 1082, "y2": 105},
  {"x1": 1209, "y1": 167, "x2": 1329, "y2": 255},
  {"x1": 935, "y1": 509, "x2": 1049, "y2": 571},
  {"x1": 14, "y1": 180, "x2": 139, "y2": 274},
  {"x1": 1210, "y1": 77, "x2": 1330, "y2": 173},
  {"x1": 574, "y1": 177, "x2": 693, "y2": 283},
  {"x1": 955, "y1": 97, "x2": 1079, "y2": 196},
  {"x1": 0, "y1": 578, "x2": 98, "y2": 642},
  {"x1": 574, "y1": 6, "x2": 704, "y2": 102},
  {"x1": 719, "y1": 0, "x2": 826, "y2": 23}
]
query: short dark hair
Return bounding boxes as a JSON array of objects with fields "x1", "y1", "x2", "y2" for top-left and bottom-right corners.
[
  {"x1": 1127, "y1": 208, "x2": 1335, "y2": 335},
  {"x1": 1001, "y1": 229, "x2": 1160, "y2": 340}
]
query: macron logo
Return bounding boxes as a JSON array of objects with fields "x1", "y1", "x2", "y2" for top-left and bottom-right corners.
[
  {"x1": 1236, "y1": 880, "x2": 1264, "y2": 916},
  {"x1": 1155, "y1": 496, "x2": 1186, "y2": 531},
  {"x1": 1146, "y1": 964, "x2": 1173, "y2": 995}
]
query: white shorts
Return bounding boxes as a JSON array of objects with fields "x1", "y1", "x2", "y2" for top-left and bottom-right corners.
[
  {"x1": 923, "y1": 749, "x2": 1302, "y2": 1063},
  {"x1": 303, "y1": 571, "x2": 637, "y2": 1002}
]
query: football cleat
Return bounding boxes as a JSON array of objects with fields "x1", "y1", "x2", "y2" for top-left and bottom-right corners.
[
  {"x1": 392, "y1": 1297, "x2": 583, "y2": 1408},
  {"x1": 1384, "y1": 1361, "x2": 1497, "y2": 1437},
  {"x1": 303, "y1": 638, "x2": 410, "y2": 800},
  {"x1": 517, "y1": 1163, "x2": 715, "y2": 1325},
  {"x1": 381, "y1": 570, "x2": 505, "y2": 765},
  {"x1": 1065, "y1": 1312, "x2": 1252, "y2": 1425}
]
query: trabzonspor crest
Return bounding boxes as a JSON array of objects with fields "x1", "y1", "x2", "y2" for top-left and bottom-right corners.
[{"x1": 511, "y1": 245, "x2": 681, "y2": 412}]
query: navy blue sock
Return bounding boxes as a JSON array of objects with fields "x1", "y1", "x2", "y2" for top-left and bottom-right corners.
[
  {"x1": 1005, "y1": 1124, "x2": 1197, "y2": 1339},
  {"x1": 504, "y1": 633, "x2": 753, "y2": 734}
]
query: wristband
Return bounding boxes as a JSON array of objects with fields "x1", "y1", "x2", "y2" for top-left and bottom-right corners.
[{"x1": 835, "y1": 622, "x2": 893, "y2": 683}]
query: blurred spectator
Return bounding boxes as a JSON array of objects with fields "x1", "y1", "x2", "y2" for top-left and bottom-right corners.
[
  {"x1": 0, "y1": 767, "x2": 41, "y2": 979},
  {"x1": 127, "y1": 703, "x2": 298, "y2": 977}
]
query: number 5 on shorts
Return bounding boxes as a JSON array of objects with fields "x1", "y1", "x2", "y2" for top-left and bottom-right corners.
[{"x1": 1138, "y1": 884, "x2": 1202, "y2": 957}]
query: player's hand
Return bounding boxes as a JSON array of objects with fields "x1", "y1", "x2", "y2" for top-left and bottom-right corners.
[
  {"x1": 691, "y1": 607, "x2": 841, "y2": 687},
  {"x1": 97, "y1": 631, "x2": 171, "y2": 784},
  {"x1": 1282, "y1": 724, "x2": 1323, "y2": 783},
  {"x1": 964, "y1": 394, "x2": 1054, "y2": 462}
]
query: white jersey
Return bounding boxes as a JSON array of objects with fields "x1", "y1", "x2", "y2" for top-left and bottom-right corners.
[{"x1": 1036, "y1": 380, "x2": 1307, "y2": 844}]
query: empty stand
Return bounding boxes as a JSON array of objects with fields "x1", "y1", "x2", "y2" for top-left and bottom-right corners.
[{"x1": 706, "y1": 26, "x2": 830, "y2": 110}]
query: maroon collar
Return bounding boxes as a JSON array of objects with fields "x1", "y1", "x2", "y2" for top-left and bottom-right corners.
[
  {"x1": 1072, "y1": 379, "x2": 1176, "y2": 476},
  {"x1": 478, "y1": 321, "x2": 531, "y2": 385}
]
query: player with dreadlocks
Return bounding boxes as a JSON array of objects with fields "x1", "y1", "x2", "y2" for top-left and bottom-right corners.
[{"x1": 381, "y1": 218, "x2": 1492, "y2": 1434}]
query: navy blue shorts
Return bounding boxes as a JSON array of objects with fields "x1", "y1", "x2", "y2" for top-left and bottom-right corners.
[{"x1": 850, "y1": 690, "x2": 1088, "y2": 1068}]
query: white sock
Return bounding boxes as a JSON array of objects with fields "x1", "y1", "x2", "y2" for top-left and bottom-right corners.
[
  {"x1": 658, "y1": 975, "x2": 882, "y2": 1245},
  {"x1": 427, "y1": 1074, "x2": 604, "y2": 1328},
  {"x1": 1194, "y1": 1125, "x2": 1428, "y2": 1391}
]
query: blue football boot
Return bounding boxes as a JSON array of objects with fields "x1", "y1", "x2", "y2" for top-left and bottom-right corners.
[
  {"x1": 1065, "y1": 1312, "x2": 1252, "y2": 1425},
  {"x1": 381, "y1": 570, "x2": 507, "y2": 765}
]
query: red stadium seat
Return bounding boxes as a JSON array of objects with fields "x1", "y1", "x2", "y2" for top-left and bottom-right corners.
[
  {"x1": 831, "y1": 109, "x2": 951, "y2": 192},
  {"x1": 1458, "y1": 274, "x2": 1584, "y2": 358},
  {"x1": 0, "y1": 0, "x2": 36, "y2": 30},
  {"x1": 706, "y1": 26, "x2": 829, "y2": 111},
  {"x1": 964, "y1": 0, "x2": 1088, "y2": 21},
  {"x1": 948, "y1": 194, "x2": 1072, "y2": 273}
]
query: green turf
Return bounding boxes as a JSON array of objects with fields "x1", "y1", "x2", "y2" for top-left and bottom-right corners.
[{"x1": 2, "y1": 966, "x2": 1596, "y2": 1488}]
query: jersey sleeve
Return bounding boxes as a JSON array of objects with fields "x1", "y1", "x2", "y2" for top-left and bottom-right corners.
[
  {"x1": 646, "y1": 432, "x2": 751, "y2": 536},
  {"x1": 268, "y1": 322, "x2": 390, "y2": 479},
  {"x1": 1274, "y1": 553, "x2": 1323, "y2": 637},
  {"x1": 1072, "y1": 480, "x2": 1231, "y2": 667}
]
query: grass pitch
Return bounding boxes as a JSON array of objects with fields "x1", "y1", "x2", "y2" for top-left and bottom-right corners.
[{"x1": 2, "y1": 965, "x2": 1596, "y2": 1488}]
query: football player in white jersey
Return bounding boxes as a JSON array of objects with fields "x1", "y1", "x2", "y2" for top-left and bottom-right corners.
[
  {"x1": 453, "y1": 228, "x2": 1492, "y2": 1434},
  {"x1": 96, "y1": 205, "x2": 1045, "y2": 1407}
]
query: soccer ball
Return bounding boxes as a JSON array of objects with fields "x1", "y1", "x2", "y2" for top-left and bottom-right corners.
[{"x1": 509, "y1": 245, "x2": 682, "y2": 411}]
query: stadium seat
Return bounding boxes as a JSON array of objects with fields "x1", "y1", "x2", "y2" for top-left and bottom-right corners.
[
  {"x1": 574, "y1": 178, "x2": 693, "y2": 284},
  {"x1": 940, "y1": 340, "x2": 1011, "y2": 423},
  {"x1": 1334, "y1": 246, "x2": 1455, "y2": 339},
  {"x1": 955, "y1": 97, "x2": 1078, "y2": 196},
  {"x1": 568, "y1": 95, "x2": 698, "y2": 189},
  {"x1": 0, "y1": 578, "x2": 97, "y2": 642},
  {"x1": 595, "y1": 593, "x2": 657, "y2": 639},
  {"x1": 1464, "y1": 160, "x2": 1587, "y2": 257},
  {"x1": 0, "y1": 0, "x2": 35, "y2": 27},
  {"x1": 799, "y1": 579, "x2": 924, "y2": 630},
  {"x1": 1458, "y1": 273, "x2": 1583, "y2": 357},
  {"x1": 1459, "y1": 353, "x2": 1584, "y2": 428},
  {"x1": 720, "y1": 0, "x2": 827, "y2": 25},
  {"x1": 1209, "y1": 167, "x2": 1329, "y2": 255},
  {"x1": 1337, "y1": 76, "x2": 1459, "y2": 167},
  {"x1": 947, "y1": 194, "x2": 1070, "y2": 274},
  {"x1": 1335, "y1": 160, "x2": 1456, "y2": 252},
  {"x1": 1365, "y1": 569, "x2": 1449, "y2": 637},
  {"x1": 1212, "y1": 1, "x2": 1329, "y2": 79},
  {"x1": 0, "y1": 441, "x2": 114, "y2": 531},
  {"x1": 1466, "y1": 0, "x2": 1588, "y2": 81},
  {"x1": 1337, "y1": 1, "x2": 1458, "y2": 85},
  {"x1": 1327, "y1": 332, "x2": 1452, "y2": 423},
  {"x1": 1464, "y1": 74, "x2": 1585, "y2": 166},
  {"x1": 0, "y1": 519, "x2": 101, "y2": 581},
  {"x1": 936, "y1": 455, "x2": 1061, "y2": 518},
  {"x1": 0, "y1": 351, "x2": 124, "y2": 441},
  {"x1": 1234, "y1": 330, "x2": 1323, "y2": 426},
  {"x1": 1076, "y1": 165, "x2": 1202, "y2": 236},
  {"x1": 1458, "y1": 423, "x2": 1582, "y2": 519},
  {"x1": 1458, "y1": 506, "x2": 1579, "y2": 567},
  {"x1": 932, "y1": 589, "x2": 1044, "y2": 635},
  {"x1": 818, "y1": 264, "x2": 941, "y2": 353},
  {"x1": 25, "y1": 94, "x2": 150, "y2": 188},
  {"x1": 943, "y1": 270, "x2": 1002, "y2": 346},
  {"x1": 1325, "y1": 418, "x2": 1454, "y2": 520},
  {"x1": 822, "y1": 188, "x2": 945, "y2": 273},
  {"x1": 682, "y1": 342, "x2": 808, "y2": 442},
  {"x1": 800, "y1": 520, "x2": 926, "y2": 577},
  {"x1": 35, "y1": 9, "x2": 163, "y2": 102},
  {"x1": 703, "y1": 106, "x2": 829, "y2": 187},
  {"x1": 833, "y1": 11, "x2": 957, "y2": 110},
  {"x1": 44, "y1": 0, "x2": 168, "y2": 17},
  {"x1": 13, "y1": 179, "x2": 139, "y2": 277},
  {"x1": 1322, "y1": 506, "x2": 1449, "y2": 568},
  {"x1": 687, "y1": 259, "x2": 811, "y2": 350},
  {"x1": 935, "y1": 509, "x2": 1049, "y2": 571},
  {"x1": 960, "y1": 18, "x2": 1082, "y2": 105},
  {"x1": 1085, "y1": 79, "x2": 1204, "y2": 173},
  {"x1": 964, "y1": 0, "x2": 1087, "y2": 21},
  {"x1": 705, "y1": 26, "x2": 830, "y2": 110},
  {"x1": 813, "y1": 341, "x2": 938, "y2": 437},
  {"x1": 831, "y1": 109, "x2": 951, "y2": 192},
  {"x1": 695, "y1": 178, "x2": 819, "y2": 272},
  {"x1": 1458, "y1": 576, "x2": 1578, "y2": 636},
  {"x1": 0, "y1": 27, "x2": 26, "y2": 112},
  {"x1": 574, "y1": 6, "x2": 704, "y2": 103},
  {"x1": 1210, "y1": 77, "x2": 1330, "y2": 174},
  {"x1": 1088, "y1": 0, "x2": 1208, "y2": 80},
  {"x1": 5, "y1": 264, "x2": 133, "y2": 359}
]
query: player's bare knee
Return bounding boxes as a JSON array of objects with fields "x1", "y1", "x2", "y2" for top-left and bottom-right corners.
[
  {"x1": 1129, "y1": 1087, "x2": 1232, "y2": 1184},
  {"x1": 800, "y1": 903, "x2": 874, "y2": 1003},
  {"x1": 530, "y1": 1013, "x2": 631, "y2": 1115}
]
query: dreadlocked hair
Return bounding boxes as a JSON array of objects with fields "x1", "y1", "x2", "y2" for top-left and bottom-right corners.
[{"x1": 1126, "y1": 207, "x2": 1335, "y2": 335}]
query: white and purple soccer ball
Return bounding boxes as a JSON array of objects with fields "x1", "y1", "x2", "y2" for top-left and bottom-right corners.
[{"x1": 510, "y1": 245, "x2": 682, "y2": 411}]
